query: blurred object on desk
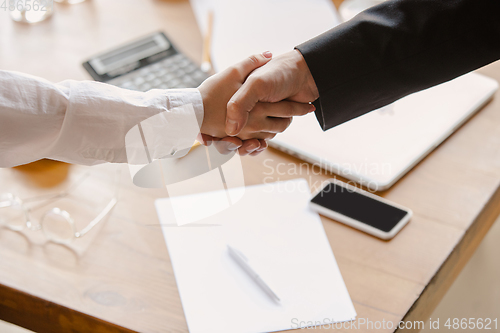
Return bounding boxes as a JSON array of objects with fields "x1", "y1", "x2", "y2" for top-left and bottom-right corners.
[
  {"x1": 54, "y1": 0, "x2": 86, "y2": 4},
  {"x1": 9, "y1": 0, "x2": 53, "y2": 23},
  {"x1": 200, "y1": 10, "x2": 213, "y2": 73},
  {"x1": 338, "y1": 0, "x2": 385, "y2": 22},
  {"x1": 190, "y1": 0, "x2": 340, "y2": 72},
  {"x1": 13, "y1": 160, "x2": 71, "y2": 188}
]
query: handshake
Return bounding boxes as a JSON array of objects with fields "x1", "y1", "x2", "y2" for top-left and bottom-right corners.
[{"x1": 198, "y1": 50, "x2": 319, "y2": 156}]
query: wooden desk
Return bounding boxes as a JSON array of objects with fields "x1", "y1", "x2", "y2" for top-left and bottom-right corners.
[{"x1": 1, "y1": 1, "x2": 499, "y2": 332}]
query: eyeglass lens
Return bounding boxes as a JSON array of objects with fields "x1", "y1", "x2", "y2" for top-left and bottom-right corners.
[
  {"x1": 41, "y1": 209, "x2": 75, "y2": 243},
  {"x1": 0, "y1": 196, "x2": 27, "y2": 231}
]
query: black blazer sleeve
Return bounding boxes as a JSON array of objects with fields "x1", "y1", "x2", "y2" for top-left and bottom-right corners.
[{"x1": 296, "y1": 0, "x2": 500, "y2": 131}]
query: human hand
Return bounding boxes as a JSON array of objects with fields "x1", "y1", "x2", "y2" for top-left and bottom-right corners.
[
  {"x1": 198, "y1": 51, "x2": 314, "y2": 151},
  {"x1": 197, "y1": 133, "x2": 268, "y2": 156},
  {"x1": 225, "y1": 49, "x2": 319, "y2": 136}
]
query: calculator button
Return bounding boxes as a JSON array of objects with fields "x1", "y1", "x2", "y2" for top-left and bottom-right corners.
[
  {"x1": 121, "y1": 82, "x2": 136, "y2": 90},
  {"x1": 150, "y1": 63, "x2": 162, "y2": 71},
  {"x1": 139, "y1": 68, "x2": 150, "y2": 76},
  {"x1": 174, "y1": 69, "x2": 185, "y2": 77},
  {"x1": 162, "y1": 57, "x2": 176, "y2": 66},
  {"x1": 109, "y1": 55, "x2": 207, "y2": 92},
  {"x1": 169, "y1": 79, "x2": 181, "y2": 87},
  {"x1": 156, "y1": 69, "x2": 167, "y2": 77},
  {"x1": 145, "y1": 73, "x2": 156, "y2": 82},
  {"x1": 192, "y1": 70, "x2": 207, "y2": 81},
  {"x1": 182, "y1": 77, "x2": 197, "y2": 87},
  {"x1": 178, "y1": 59, "x2": 191, "y2": 68},
  {"x1": 171, "y1": 54, "x2": 184, "y2": 61},
  {"x1": 109, "y1": 77, "x2": 123, "y2": 85},
  {"x1": 184, "y1": 64, "x2": 198, "y2": 73},
  {"x1": 134, "y1": 77, "x2": 146, "y2": 86},
  {"x1": 164, "y1": 64, "x2": 177, "y2": 72},
  {"x1": 139, "y1": 83, "x2": 152, "y2": 91},
  {"x1": 151, "y1": 79, "x2": 162, "y2": 87},
  {"x1": 161, "y1": 74, "x2": 175, "y2": 82}
]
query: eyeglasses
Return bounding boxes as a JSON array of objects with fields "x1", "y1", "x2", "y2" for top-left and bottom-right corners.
[{"x1": 0, "y1": 171, "x2": 119, "y2": 244}]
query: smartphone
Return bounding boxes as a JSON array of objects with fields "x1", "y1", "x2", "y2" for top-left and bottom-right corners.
[{"x1": 309, "y1": 179, "x2": 412, "y2": 240}]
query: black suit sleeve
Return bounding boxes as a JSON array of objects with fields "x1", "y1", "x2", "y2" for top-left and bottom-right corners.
[{"x1": 296, "y1": 0, "x2": 500, "y2": 131}]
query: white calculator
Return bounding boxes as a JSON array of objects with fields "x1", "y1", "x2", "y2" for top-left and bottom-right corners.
[{"x1": 83, "y1": 32, "x2": 209, "y2": 91}]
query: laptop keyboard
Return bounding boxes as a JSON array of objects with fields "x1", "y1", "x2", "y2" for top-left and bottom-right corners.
[{"x1": 107, "y1": 54, "x2": 209, "y2": 91}]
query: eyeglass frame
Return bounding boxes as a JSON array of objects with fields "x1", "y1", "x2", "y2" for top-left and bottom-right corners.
[{"x1": 0, "y1": 170, "x2": 119, "y2": 244}]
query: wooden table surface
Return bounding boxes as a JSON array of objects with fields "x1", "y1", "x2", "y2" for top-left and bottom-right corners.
[{"x1": 1, "y1": 0, "x2": 500, "y2": 332}]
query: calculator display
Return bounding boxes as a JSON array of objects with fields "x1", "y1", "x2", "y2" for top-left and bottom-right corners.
[
  {"x1": 100, "y1": 40, "x2": 159, "y2": 66},
  {"x1": 85, "y1": 32, "x2": 173, "y2": 80}
]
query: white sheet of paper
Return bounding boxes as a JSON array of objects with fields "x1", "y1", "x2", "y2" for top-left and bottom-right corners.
[
  {"x1": 190, "y1": 0, "x2": 341, "y2": 72},
  {"x1": 156, "y1": 179, "x2": 356, "y2": 333}
]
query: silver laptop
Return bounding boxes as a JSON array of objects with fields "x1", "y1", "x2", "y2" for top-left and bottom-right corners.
[{"x1": 270, "y1": 72, "x2": 498, "y2": 191}]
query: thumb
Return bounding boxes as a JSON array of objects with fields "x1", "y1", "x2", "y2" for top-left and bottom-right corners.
[{"x1": 225, "y1": 51, "x2": 273, "y2": 136}]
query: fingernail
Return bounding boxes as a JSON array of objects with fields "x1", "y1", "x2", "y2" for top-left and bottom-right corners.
[
  {"x1": 309, "y1": 104, "x2": 316, "y2": 113},
  {"x1": 262, "y1": 51, "x2": 272, "y2": 58},
  {"x1": 226, "y1": 119, "x2": 238, "y2": 135},
  {"x1": 227, "y1": 143, "x2": 239, "y2": 151},
  {"x1": 247, "y1": 143, "x2": 259, "y2": 151}
]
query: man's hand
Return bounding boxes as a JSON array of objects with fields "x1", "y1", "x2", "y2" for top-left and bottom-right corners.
[
  {"x1": 225, "y1": 50, "x2": 319, "y2": 136},
  {"x1": 198, "y1": 51, "x2": 313, "y2": 155}
]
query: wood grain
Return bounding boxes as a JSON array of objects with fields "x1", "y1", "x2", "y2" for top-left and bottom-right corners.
[
  {"x1": 396, "y1": 183, "x2": 500, "y2": 332},
  {"x1": 1, "y1": 1, "x2": 499, "y2": 332},
  {"x1": 0, "y1": 283, "x2": 136, "y2": 333}
]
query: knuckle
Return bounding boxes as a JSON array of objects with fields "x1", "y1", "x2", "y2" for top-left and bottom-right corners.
[
  {"x1": 227, "y1": 99, "x2": 241, "y2": 115},
  {"x1": 238, "y1": 147, "x2": 249, "y2": 156},
  {"x1": 255, "y1": 133, "x2": 272, "y2": 140},
  {"x1": 284, "y1": 106, "x2": 294, "y2": 117},
  {"x1": 248, "y1": 55, "x2": 260, "y2": 66},
  {"x1": 252, "y1": 76, "x2": 266, "y2": 89},
  {"x1": 227, "y1": 99, "x2": 236, "y2": 110},
  {"x1": 289, "y1": 103, "x2": 307, "y2": 117},
  {"x1": 276, "y1": 118, "x2": 292, "y2": 133},
  {"x1": 244, "y1": 140, "x2": 260, "y2": 152},
  {"x1": 272, "y1": 119, "x2": 283, "y2": 132},
  {"x1": 247, "y1": 75, "x2": 266, "y2": 94},
  {"x1": 248, "y1": 122, "x2": 259, "y2": 133},
  {"x1": 242, "y1": 120, "x2": 257, "y2": 133},
  {"x1": 227, "y1": 66, "x2": 241, "y2": 79},
  {"x1": 266, "y1": 133, "x2": 277, "y2": 140},
  {"x1": 251, "y1": 102, "x2": 266, "y2": 116},
  {"x1": 299, "y1": 104, "x2": 310, "y2": 115}
]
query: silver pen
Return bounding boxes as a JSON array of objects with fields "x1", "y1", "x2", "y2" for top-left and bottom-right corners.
[{"x1": 227, "y1": 245, "x2": 281, "y2": 303}]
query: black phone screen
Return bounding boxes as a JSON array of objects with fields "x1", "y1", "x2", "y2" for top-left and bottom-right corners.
[{"x1": 311, "y1": 182, "x2": 409, "y2": 232}]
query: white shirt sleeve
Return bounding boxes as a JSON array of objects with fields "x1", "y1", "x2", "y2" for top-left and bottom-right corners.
[{"x1": 0, "y1": 70, "x2": 204, "y2": 168}]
